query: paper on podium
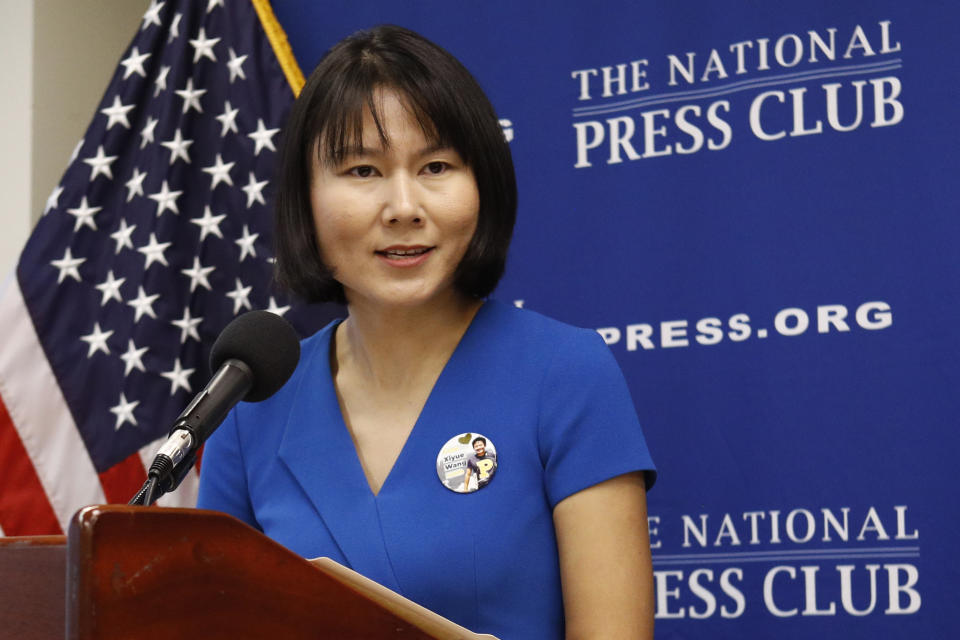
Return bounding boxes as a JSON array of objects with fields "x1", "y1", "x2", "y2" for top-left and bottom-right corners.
[{"x1": 309, "y1": 557, "x2": 500, "y2": 640}]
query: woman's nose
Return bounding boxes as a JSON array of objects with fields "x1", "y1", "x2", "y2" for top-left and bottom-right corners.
[{"x1": 381, "y1": 173, "x2": 423, "y2": 226}]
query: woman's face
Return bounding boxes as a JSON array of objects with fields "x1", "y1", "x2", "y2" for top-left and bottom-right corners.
[{"x1": 309, "y1": 89, "x2": 480, "y2": 310}]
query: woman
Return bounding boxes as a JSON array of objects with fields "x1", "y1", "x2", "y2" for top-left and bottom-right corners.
[{"x1": 198, "y1": 25, "x2": 656, "y2": 639}]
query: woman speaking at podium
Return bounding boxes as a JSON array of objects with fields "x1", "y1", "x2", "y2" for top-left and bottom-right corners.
[{"x1": 198, "y1": 25, "x2": 656, "y2": 640}]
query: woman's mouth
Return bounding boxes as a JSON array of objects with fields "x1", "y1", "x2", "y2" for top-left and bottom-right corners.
[
  {"x1": 379, "y1": 247, "x2": 431, "y2": 257},
  {"x1": 376, "y1": 246, "x2": 434, "y2": 266}
]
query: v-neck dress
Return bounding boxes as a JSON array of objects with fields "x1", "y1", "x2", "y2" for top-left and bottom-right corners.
[{"x1": 198, "y1": 300, "x2": 656, "y2": 640}]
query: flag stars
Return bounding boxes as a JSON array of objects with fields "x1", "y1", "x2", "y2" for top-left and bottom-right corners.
[
  {"x1": 44, "y1": 185, "x2": 64, "y2": 215},
  {"x1": 181, "y1": 257, "x2": 215, "y2": 293},
  {"x1": 191, "y1": 206, "x2": 226, "y2": 242},
  {"x1": 153, "y1": 66, "x2": 170, "y2": 97},
  {"x1": 140, "y1": 116, "x2": 159, "y2": 148},
  {"x1": 119, "y1": 47, "x2": 151, "y2": 79},
  {"x1": 161, "y1": 358, "x2": 195, "y2": 396},
  {"x1": 80, "y1": 322, "x2": 114, "y2": 358},
  {"x1": 50, "y1": 248, "x2": 85, "y2": 284},
  {"x1": 161, "y1": 128, "x2": 193, "y2": 165},
  {"x1": 226, "y1": 278, "x2": 253, "y2": 315},
  {"x1": 110, "y1": 219, "x2": 136, "y2": 254},
  {"x1": 242, "y1": 172, "x2": 268, "y2": 208},
  {"x1": 100, "y1": 95, "x2": 136, "y2": 130},
  {"x1": 227, "y1": 47, "x2": 247, "y2": 83},
  {"x1": 266, "y1": 297, "x2": 291, "y2": 317},
  {"x1": 235, "y1": 225, "x2": 259, "y2": 262},
  {"x1": 137, "y1": 232, "x2": 172, "y2": 269},
  {"x1": 83, "y1": 145, "x2": 118, "y2": 181},
  {"x1": 175, "y1": 78, "x2": 206, "y2": 114},
  {"x1": 109, "y1": 392, "x2": 140, "y2": 430},
  {"x1": 128, "y1": 286, "x2": 160, "y2": 322},
  {"x1": 148, "y1": 180, "x2": 182, "y2": 216},
  {"x1": 202, "y1": 154, "x2": 235, "y2": 190},
  {"x1": 125, "y1": 167, "x2": 148, "y2": 201},
  {"x1": 189, "y1": 28, "x2": 220, "y2": 63},
  {"x1": 141, "y1": 0, "x2": 165, "y2": 30},
  {"x1": 94, "y1": 270, "x2": 126, "y2": 305},
  {"x1": 171, "y1": 307, "x2": 203, "y2": 343},
  {"x1": 168, "y1": 13, "x2": 182, "y2": 42},
  {"x1": 248, "y1": 119, "x2": 279, "y2": 156},
  {"x1": 216, "y1": 101, "x2": 239, "y2": 137},
  {"x1": 119, "y1": 339, "x2": 148, "y2": 376},
  {"x1": 66, "y1": 197, "x2": 101, "y2": 232},
  {"x1": 23, "y1": 11, "x2": 304, "y2": 464},
  {"x1": 18, "y1": 1, "x2": 302, "y2": 464}
]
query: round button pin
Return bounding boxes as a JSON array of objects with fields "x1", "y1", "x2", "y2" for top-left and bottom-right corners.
[{"x1": 436, "y1": 433, "x2": 498, "y2": 493}]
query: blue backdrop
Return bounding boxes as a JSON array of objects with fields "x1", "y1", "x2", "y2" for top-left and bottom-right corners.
[{"x1": 272, "y1": 2, "x2": 958, "y2": 637}]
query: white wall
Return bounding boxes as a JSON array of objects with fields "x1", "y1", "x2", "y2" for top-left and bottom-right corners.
[
  {"x1": 0, "y1": 0, "x2": 146, "y2": 274},
  {"x1": 0, "y1": 1, "x2": 35, "y2": 275}
]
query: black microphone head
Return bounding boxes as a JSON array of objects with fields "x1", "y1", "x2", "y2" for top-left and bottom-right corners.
[{"x1": 209, "y1": 311, "x2": 301, "y2": 402}]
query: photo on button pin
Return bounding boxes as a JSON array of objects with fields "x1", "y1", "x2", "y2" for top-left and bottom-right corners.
[{"x1": 436, "y1": 432, "x2": 498, "y2": 493}]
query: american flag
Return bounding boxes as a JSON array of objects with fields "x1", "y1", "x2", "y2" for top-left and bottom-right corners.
[{"x1": 0, "y1": 0, "x2": 337, "y2": 536}]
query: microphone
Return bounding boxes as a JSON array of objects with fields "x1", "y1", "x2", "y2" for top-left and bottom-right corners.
[{"x1": 132, "y1": 310, "x2": 301, "y2": 505}]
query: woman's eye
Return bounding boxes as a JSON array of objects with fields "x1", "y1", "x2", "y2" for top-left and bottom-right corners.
[
  {"x1": 348, "y1": 165, "x2": 377, "y2": 178},
  {"x1": 423, "y1": 161, "x2": 448, "y2": 175}
]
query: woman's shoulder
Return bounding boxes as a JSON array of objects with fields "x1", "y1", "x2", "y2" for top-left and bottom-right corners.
[
  {"x1": 297, "y1": 316, "x2": 340, "y2": 356},
  {"x1": 479, "y1": 299, "x2": 612, "y2": 361}
]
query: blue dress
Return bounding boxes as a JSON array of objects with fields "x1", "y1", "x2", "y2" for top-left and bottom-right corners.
[{"x1": 198, "y1": 301, "x2": 656, "y2": 639}]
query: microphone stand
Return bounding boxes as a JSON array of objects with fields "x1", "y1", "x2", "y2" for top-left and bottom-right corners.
[
  {"x1": 128, "y1": 450, "x2": 198, "y2": 506},
  {"x1": 128, "y1": 358, "x2": 252, "y2": 506}
]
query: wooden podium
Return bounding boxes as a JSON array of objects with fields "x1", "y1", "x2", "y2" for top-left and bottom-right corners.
[{"x1": 0, "y1": 505, "x2": 495, "y2": 639}]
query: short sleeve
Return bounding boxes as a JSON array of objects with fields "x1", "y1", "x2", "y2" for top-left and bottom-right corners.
[
  {"x1": 538, "y1": 328, "x2": 656, "y2": 508},
  {"x1": 197, "y1": 407, "x2": 261, "y2": 529}
]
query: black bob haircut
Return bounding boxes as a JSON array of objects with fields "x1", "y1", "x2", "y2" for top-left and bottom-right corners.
[{"x1": 273, "y1": 25, "x2": 517, "y2": 304}]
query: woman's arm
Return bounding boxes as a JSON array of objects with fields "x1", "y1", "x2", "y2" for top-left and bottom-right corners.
[{"x1": 553, "y1": 471, "x2": 654, "y2": 640}]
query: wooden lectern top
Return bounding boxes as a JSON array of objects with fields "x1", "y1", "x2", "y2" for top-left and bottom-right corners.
[
  {"x1": 67, "y1": 505, "x2": 497, "y2": 639},
  {"x1": 0, "y1": 506, "x2": 497, "y2": 640}
]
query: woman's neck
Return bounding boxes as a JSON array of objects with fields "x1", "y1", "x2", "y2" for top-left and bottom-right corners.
[{"x1": 335, "y1": 293, "x2": 484, "y2": 392}]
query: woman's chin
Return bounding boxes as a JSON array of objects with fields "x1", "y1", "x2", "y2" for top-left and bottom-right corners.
[{"x1": 346, "y1": 283, "x2": 460, "y2": 312}]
